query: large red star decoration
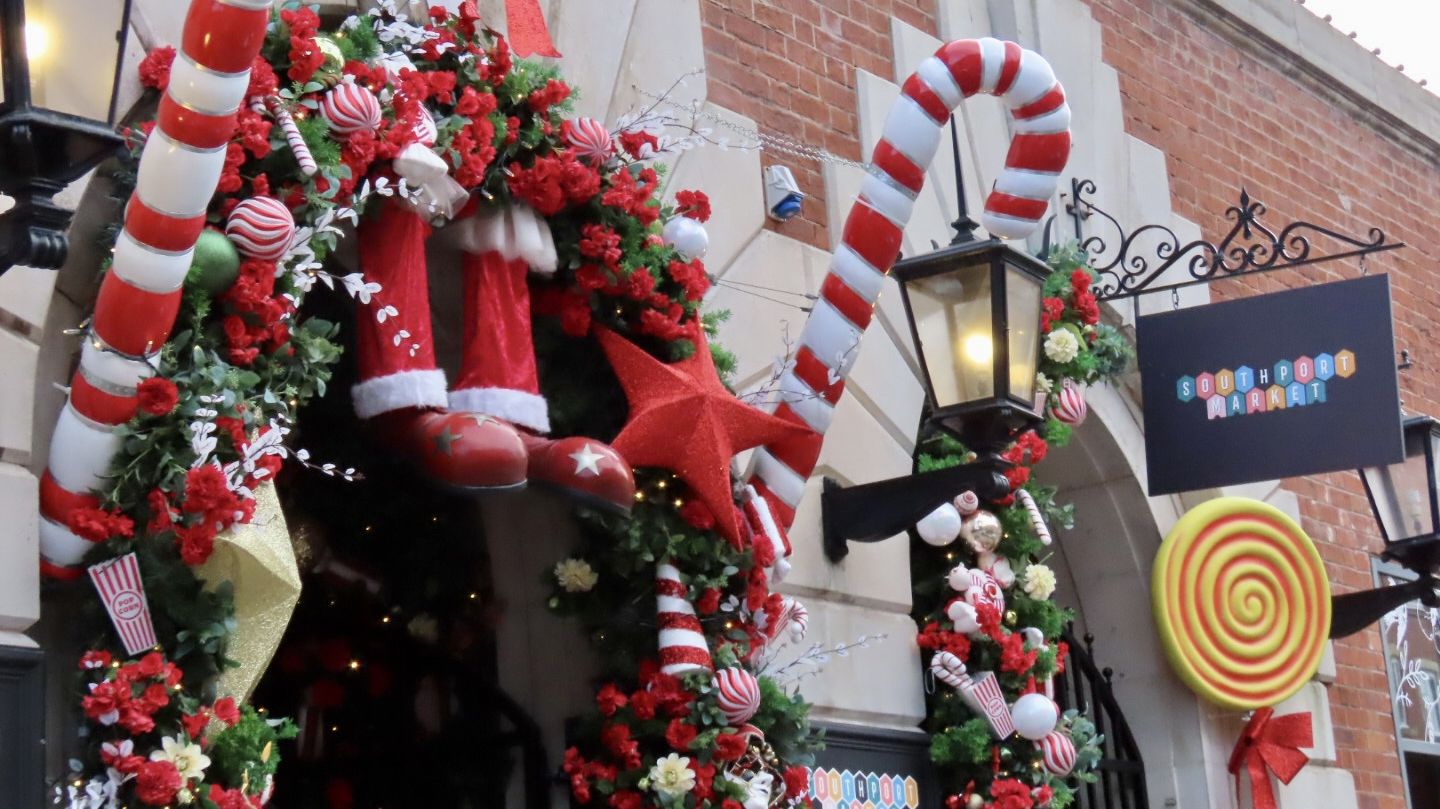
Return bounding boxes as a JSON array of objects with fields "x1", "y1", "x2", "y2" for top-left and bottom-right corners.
[{"x1": 596, "y1": 327, "x2": 814, "y2": 547}]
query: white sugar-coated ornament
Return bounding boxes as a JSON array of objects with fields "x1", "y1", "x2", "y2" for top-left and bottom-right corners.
[
  {"x1": 663, "y1": 216, "x2": 709, "y2": 261},
  {"x1": 1050, "y1": 379, "x2": 1087, "y2": 425},
  {"x1": 713, "y1": 667, "x2": 762, "y2": 725},
  {"x1": 320, "y1": 81, "x2": 382, "y2": 135},
  {"x1": 1011, "y1": 693, "x2": 1060, "y2": 740},
  {"x1": 964, "y1": 569, "x2": 1005, "y2": 614},
  {"x1": 917, "y1": 502, "x2": 963, "y2": 546},
  {"x1": 954, "y1": 490, "x2": 980, "y2": 515},
  {"x1": 225, "y1": 197, "x2": 295, "y2": 261},
  {"x1": 1036, "y1": 730, "x2": 1078, "y2": 776},
  {"x1": 567, "y1": 116, "x2": 614, "y2": 163},
  {"x1": 1020, "y1": 626, "x2": 1045, "y2": 650},
  {"x1": 947, "y1": 599, "x2": 980, "y2": 634},
  {"x1": 946, "y1": 564, "x2": 972, "y2": 592},
  {"x1": 960, "y1": 509, "x2": 1003, "y2": 553}
]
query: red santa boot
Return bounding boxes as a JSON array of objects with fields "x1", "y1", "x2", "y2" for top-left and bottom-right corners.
[
  {"x1": 352, "y1": 201, "x2": 527, "y2": 490},
  {"x1": 448, "y1": 204, "x2": 635, "y2": 514}
]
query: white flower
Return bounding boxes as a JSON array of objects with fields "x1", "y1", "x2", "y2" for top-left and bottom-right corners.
[
  {"x1": 554, "y1": 558, "x2": 599, "y2": 593},
  {"x1": 1044, "y1": 329, "x2": 1080, "y2": 364},
  {"x1": 150, "y1": 736, "x2": 210, "y2": 781},
  {"x1": 1036, "y1": 372, "x2": 1053, "y2": 395},
  {"x1": 648, "y1": 753, "x2": 696, "y2": 797},
  {"x1": 1022, "y1": 564, "x2": 1057, "y2": 601}
]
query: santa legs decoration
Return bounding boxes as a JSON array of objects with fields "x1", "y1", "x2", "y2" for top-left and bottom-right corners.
[{"x1": 350, "y1": 201, "x2": 634, "y2": 511}]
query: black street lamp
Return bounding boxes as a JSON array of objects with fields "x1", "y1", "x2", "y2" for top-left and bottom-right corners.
[
  {"x1": 0, "y1": 0, "x2": 132, "y2": 273},
  {"x1": 1330, "y1": 414, "x2": 1440, "y2": 637},
  {"x1": 822, "y1": 125, "x2": 1046, "y2": 562}
]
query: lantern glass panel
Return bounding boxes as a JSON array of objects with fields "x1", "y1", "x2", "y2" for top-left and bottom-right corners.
[
  {"x1": 1362, "y1": 423, "x2": 1439, "y2": 543},
  {"x1": 1005, "y1": 264, "x2": 1042, "y2": 407},
  {"x1": 904, "y1": 260, "x2": 994, "y2": 409},
  {"x1": 16, "y1": 0, "x2": 126, "y2": 121}
]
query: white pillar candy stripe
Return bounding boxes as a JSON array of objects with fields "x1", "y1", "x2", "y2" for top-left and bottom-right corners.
[
  {"x1": 38, "y1": 0, "x2": 272, "y2": 580},
  {"x1": 655, "y1": 562, "x2": 713, "y2": 676},
  {"x1": 745, "y1": 38, "x2": 1071, "y2": 531}
]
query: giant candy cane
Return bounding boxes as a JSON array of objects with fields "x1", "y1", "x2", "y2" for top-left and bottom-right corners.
[
  {"x1": 39, "y1": 0, "x2": 272, "y2": 579},
  {"x1": 745, "y1": 38, "x2": 1071, "y2": 529}
]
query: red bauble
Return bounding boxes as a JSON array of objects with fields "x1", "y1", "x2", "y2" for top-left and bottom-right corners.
[{"x1": 596, "y1": 327, "x2": 811, "y2": 547}]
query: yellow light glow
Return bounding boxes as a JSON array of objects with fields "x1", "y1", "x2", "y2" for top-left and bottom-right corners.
[
  {"x1": 347, "y1": 659, "x2": 360, "y2": 670},
  {"x1": 962, "y1": 334, "x2": 992, "y2": 365},
  {"x1": 25, "y1": 23, "x2": 48, "y2": 61}
]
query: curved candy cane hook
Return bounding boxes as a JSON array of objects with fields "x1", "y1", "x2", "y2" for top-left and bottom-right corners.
[{"x1": 745, "y1": 38, "x2": 1072, "y2": 531}]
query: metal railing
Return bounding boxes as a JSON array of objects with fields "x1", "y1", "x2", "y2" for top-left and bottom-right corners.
[{"x1": 1054, "y1": 627, "x2": 1150, "y2": 809}]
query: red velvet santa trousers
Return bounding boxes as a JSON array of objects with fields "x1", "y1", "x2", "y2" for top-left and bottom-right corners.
[
  {"x1": 349, "y1": 203, "x2": 448, "y2": 418},
  {"x1": 449, "y1": 250, "x2": 550, "y2": 433}
]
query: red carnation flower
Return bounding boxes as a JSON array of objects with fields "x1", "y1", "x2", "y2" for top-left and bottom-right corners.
[
  {"x1": 136, "y1": 377, "x2": 179, "y2": 416},
  {"x1": 137, "y1": 46, "x2": 176, "y2": 91},
  {"x1": 595, "y1": 683, "x2": 627, "y2": 717},
  {"x1": 665, "y1": 717, "x2": 697, "y2": 751},
  {"x1": 629, "y1": 688, "x2": 657, "y2": 720},
  {"x1": 175, "y1": 521, "x2": 218, "y2": 566},
  {"x1": 695, "y1": 587, "x2": 721, "y2": 615},
  {"x1": 66, "y1": 507, "x2": 134, "y2": 543},
  {"x1": 990, "y1": 777, "x2": 1036, "y2": 809},
  {"x1": 135, "y1": 760, "x2": 183, "y2": 806},
  {"x1": 784, "y1": 765, "x2": 811, "y2": 798},
  {"x1": 674, "y1": 189, "x2": 711, "y2": 222},
  {"x1": 213, "y1": 695, "x2": 241, "y2": 726},
  {"x1": 713, "y1": 732, "x2": 748, "y2": 761}
]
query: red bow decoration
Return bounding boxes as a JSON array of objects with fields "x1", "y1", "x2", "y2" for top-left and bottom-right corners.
[
  {"x1": 505, "y1": 0, "x2": 561, "y2": 58},
  {"x1": 1227, "y1": 708, "x2": 1312, "y2": 809}
]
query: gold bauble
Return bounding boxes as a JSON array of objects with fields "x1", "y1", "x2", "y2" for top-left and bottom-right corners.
[
  {"x1": 314, "y1": 35, "x2": 346, "y2": 86},
  {"x1": 1004, "y1": 610, "x2": 1018, "y2": 626}
]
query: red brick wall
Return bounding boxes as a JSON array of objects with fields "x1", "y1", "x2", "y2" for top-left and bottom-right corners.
[
  {"x1": 1084, "y1": 2, "x2": 1438, "y2": 807},
  {"x1": 700, "y1": 0, "x2": 938, "y2": 248},
  {"x1": 700, "y1": 2, "x2": 1438, "y2": 807}
]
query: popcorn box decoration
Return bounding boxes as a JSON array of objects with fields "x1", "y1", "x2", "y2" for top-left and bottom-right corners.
[
  {"x1": 959, "y1": 671, "x2": 1015, "y2": 738},
  {"x1": 89, "y1": 553, "x2": 158, "y2": 656}
]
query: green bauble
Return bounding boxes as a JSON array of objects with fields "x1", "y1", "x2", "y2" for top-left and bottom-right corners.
[{"x1": 186, "y1": 228, "x2": 241, "y2": 295}]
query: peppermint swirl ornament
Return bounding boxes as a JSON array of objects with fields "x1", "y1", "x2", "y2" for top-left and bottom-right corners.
[
  {"x1": 225, "y1": 197, "x2": 296, "y2": 262},
  {"x1": 1036, "y1": 730, "x2": 1078, "y2": 776},
  {"x1": 713, "y1": 667, "x2": 762, "y2": 726},
  {"x1": 1050, "y1": 379, "x2": 1087, "y2": 425},
  {"x1": 1152, "y1": 497, "x2": 1331, "y2": 710},
  {"x1": 567, "y1": 116, "x2": 614, "y2": 163},
  {"x1": 320, "y1": 81, "x2": 382, "y2": 136},
  {"x1": 964, "y1": 569, "x2": 1005, "y2": 614}
]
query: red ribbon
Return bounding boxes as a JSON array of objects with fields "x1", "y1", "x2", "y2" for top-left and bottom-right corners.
[
  {"x1": 505, "y1": 0, "x2": 561, "y2": 58},
  {"x1": 1227, "y1": 708, "x2": 1312, "y2": 809}
]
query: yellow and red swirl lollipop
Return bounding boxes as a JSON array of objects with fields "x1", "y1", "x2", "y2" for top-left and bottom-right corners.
[{"x1": 1152, "y1": 497, "x2": 1331, "y2": 710}]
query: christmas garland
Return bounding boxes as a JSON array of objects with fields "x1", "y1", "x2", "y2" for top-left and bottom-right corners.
[
  {"x1": 60, "y1": 3, "x2": 814, "y2": 807},
  {"x1": 912, "y1": 246, "x2": 1132, "y2": 809}
]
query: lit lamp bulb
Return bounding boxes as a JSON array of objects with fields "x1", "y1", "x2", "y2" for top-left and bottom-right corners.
[
  {"x1": 25, "y1": 23, "x2": 49, "y2": 61},
  {"x1": 962, "y1": 333, "x2": 992, "y2": 364}
]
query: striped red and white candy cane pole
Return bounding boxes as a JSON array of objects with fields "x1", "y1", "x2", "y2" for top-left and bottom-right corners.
[
  {"x1": 745, "y1": 38, "x2": 1071, "y2": 531},
  {"x1": 1014, "y1": 488, "x2": 1052, "y2": 546},
  {"x1": 255, "y1": 95, "x2": 319, "y2": 177},
  {"x1": 38, "y1": 0, "x2": 272, "y2": 580},
  {"x1": 655, "y1": 561, "x2": 713, "y2": 676}
]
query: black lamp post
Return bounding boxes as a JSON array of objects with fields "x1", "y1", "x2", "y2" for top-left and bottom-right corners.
[
  {"x1": 822, "y1": 123, "x2": 1047, "y2": 561},
  {"x1": 0, "y1": 0, "x2": 132, "y2": 273},
  {"x1": 1330, "y1": 414, "x2": 1440, "y2": 638}
]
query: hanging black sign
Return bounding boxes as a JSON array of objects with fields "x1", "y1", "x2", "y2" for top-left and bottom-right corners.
[
  {"x1": 1137, "y1": 274, "x2": 1403, "y2": 495},
  {"x1": 804, "y1": 724, "x2": 934, "y2": 808}
]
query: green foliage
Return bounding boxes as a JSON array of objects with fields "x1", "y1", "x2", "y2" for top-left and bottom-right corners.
[{"x1": 206, "y1": 706, "x2": 299, "y2": 791}]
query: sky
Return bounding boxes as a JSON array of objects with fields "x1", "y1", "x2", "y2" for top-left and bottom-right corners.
[{"x1": 1299, "y1": 0, "x2": 1440, "y2": 94}]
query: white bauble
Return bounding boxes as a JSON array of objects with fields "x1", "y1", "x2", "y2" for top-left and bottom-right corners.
[
  {"x1": 663, "y1": 216, "x2": 709, "y2": 260},
  {"x1": 1010, "y1": 693, "x2": 1060, "y2": 740},
  {"x1": 917, "y1": 502, "x2": 963, "y2": 546}
]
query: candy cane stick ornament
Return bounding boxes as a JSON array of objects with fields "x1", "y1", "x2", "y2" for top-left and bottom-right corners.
[
  {"x1": 38, "y1": 0, "x2": 273, "y2": 579},
  {"x1": 255, "y1": 95, "x2": 318, "y2": 177},
  {"x1": 1015, "y1": 488, "x2": 1052, "y2": 546},
  {"x1": 745, "y1": 38, "x2": 1071, "y2": 532}
]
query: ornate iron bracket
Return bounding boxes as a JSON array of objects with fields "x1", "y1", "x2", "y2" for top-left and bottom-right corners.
[{"x1": 1041, "y1": 178, "x2": 1405, "y2": 301}]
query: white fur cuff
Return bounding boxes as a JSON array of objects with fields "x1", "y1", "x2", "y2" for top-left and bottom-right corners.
[
  {"x1": 352, "y1": 369, "x2": 449, "y2": 418},
  {"x1": 450, "y1": 387, "x2": 551, "y2": 434}
]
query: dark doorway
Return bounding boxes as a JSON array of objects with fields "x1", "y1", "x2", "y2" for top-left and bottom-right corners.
[{"x1": 252, "y1": 287, "x2": 533, "y2": 808}]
